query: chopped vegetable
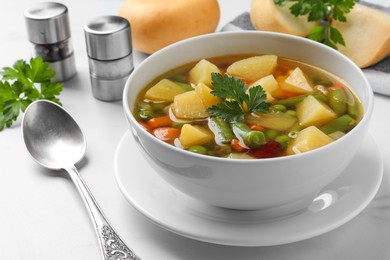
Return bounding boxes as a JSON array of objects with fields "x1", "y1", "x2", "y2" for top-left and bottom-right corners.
[
  {"x1": 247, "y1": 141, "x2": 282, "y2": 158},
  {"x1": 275, "y1": 93, "x2": 327, "y2": 108},
  {"x1": 296, "y1": 95, "x2": 337, "y2": 127},
  {"x1": 153, "y1": 127, "x2": 180, "y2": 142},
  {"x1": 278, "y1": 67, "x2": 314, "y2": 94},
  {"x1": 179, "y1": 124, "x2": 214, "y2": 148},
  {"x1": 195, "y1": 82, "x2": 221, "y2": 108},
  {"x1": 147, "y1": 115, "x2": 172, "y2": 129},
  {"x1": 208, "y1": 117, "x2": 234, "y2": 144},
  {"x1": 145, "y1": 78, "x2": 191, "y2": 101},
  {"x1": 189, "y1": 59, "x2": 220, "y2": 86},
  {"x1": 231, "y1": 122, "x2": 266, "y2": 148},
  {"x1": 287, "y1": 126, "x2": 334, "y2": 155},
  {"x1": 230, "y1": 138, "x2": 248, "y2": 152},
  {"x1": 245, "y1": 111, "x2": 297, "y2": 131},
  {"x1": 172, "y1": 90, "x2": 209, "y2": 119},
  {"x1": 328, "y1": 87, "x2": 347, "y2": 115},
  {"x1": 188, "y1": 145, "x2": 208, "y2": 155},
  {"x1": 320, "y1": 114, "x2": 356, "y2": 134},
  {"x1": 226, "y1": 55, "x2": 278, "y2": 82}
]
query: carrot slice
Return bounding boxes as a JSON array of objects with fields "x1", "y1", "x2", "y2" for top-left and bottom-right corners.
[
  {"x1": 250, "y1": 124, "x2": 264, "y2": 131},
  {"x1": 138, "y1": 121, "x2": 152, "y2": 133},
  {"x1": 230, "y1": 138, "x2": 247, "y2": 152},
  {"x1": 153, "y1": 127, "x2": 180, "y2": 142},
  {"x1": 147, "y1": 115, "x2": 172, "y2": 129}
]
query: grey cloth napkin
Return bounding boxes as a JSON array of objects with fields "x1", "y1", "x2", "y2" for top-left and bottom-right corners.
[{"x1": 220, "y1": 2, "x2": 390, "y2": 96}]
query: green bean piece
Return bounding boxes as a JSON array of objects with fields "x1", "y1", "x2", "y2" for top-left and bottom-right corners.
[
  {"x1": 174, "y1": 81, "x2": 193, "y2": 91},
  {"x1": 328, "y1": 88, "x2": 347, "y2": 115},
  {"x1": 320, "y1": 114, "x2": 356, "y2": 135},
  {"x1": 208, "y1": 117, "x2": 235, "y2": 144},
  {"x1": 138, "y1": 110, "x2": 154, "y2": 121},
  {"x1": 347, "y1": 99, "x2": 359, "y2": 119},
  {"x1": 275, "y1": 135, "x2": 291, "y2": 150},
  {"x1": 170, "y1": 74, "x2": 188, "y2": 83},
  {"x1": 188, "y1": 145, "x2": 208, "y2": 155},
  {"x1": 231, "y1": 122, "x2": 266, "y2": 148},
  {"x1": 137, "y1": 101, "x2": 154, "y2": 121},
  {"x1": 275, "y1": 93, "x2": 327, "y2": 108},
  {"x1": 138, "y1": 101, "x2": 153, "y2": 111}
]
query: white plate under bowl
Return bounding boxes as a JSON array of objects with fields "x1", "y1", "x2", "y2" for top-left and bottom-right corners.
[{"x1": 114, "y1": 131, "x2": 383, "y2": 247}]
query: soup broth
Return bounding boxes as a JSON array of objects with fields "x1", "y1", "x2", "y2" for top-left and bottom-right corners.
[{"x1": 133, "y1": 55, "x2": 363, "y2": 159}]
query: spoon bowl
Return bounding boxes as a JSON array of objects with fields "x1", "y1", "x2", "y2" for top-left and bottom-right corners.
[
  {"x1": 22, "y1": 100, "x2": 140, "y2": 260},
  {"x1": 22, "y1": 100, "x2": 86, "y2": 169}
]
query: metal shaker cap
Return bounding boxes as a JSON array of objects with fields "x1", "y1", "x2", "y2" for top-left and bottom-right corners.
[
  {"x1": 24, "y1": 2, "x2": 71, "y2": 44},
  {"x1": 84, "y1": 16, "x2": 132, "y2": 61}
]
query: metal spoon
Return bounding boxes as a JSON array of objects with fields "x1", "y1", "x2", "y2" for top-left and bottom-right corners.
[{"x1": 22, "y1": 100, "x2": 140, "y2": 260}]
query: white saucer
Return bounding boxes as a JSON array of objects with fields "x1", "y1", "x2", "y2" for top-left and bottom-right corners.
[{"x1": 114, "y1": 131, "x2": 383, "y2": 247}]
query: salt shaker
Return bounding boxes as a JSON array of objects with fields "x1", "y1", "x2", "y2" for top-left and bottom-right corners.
[
  {"x1": 24, "y1": 2, "x2": 77, "y2": 82},
  {"x1": 84, "y1": 15, "x2": 134, "y2": 101}
]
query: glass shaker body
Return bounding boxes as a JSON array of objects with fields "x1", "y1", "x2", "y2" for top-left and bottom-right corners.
[
  {"x1": 25, "y1": 2, "x2": 76, "y2": 82},
  {"x1": 85, "y1": 15, "x2": 133, "y2": 101}
]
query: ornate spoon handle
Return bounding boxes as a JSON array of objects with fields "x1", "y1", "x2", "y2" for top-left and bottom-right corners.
[{"x1": 65, "y1": 165, "x2": 141, "y2": 260}]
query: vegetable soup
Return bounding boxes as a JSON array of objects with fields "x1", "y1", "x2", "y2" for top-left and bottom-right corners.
[{"x1": 133, "y1": 55, "x2": 363, "y2": 159}]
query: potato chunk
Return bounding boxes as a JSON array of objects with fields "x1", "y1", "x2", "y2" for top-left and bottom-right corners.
[
  {"x1": 250, "y1": 74, "x2": 280, "y2": 94},
  {"x1": 227, "y1": 55, "x2": 278, "y2": 82},
  {"x1": 287, "y1": 126, "x2": 334, "y2": 155},
  {"x1": 245, "y1": 112, "x2": 297, "y2": 131},
  {"x1": 189, "y1": 59, "x2": 220, "y2": 86},
  {"x1": 249, "y1": 74, "x2": 280, "y2": 102},
  {"x1": 279, "y1": 67, "x2": 314, "y2": 94},
  {"x1": 172, "y1": 90, "x2": 209, "y2": 119},
  {"x1": 297, "y1": 95, "x2": 337, "y2": 127},
  {"x1": 179, "y1": 124, "x2": 214, "y2": 148},
  {"x1": 145, "y1": 79, "x2": 190, "y2": 101},
  {"x1": 195, "y1": 83, "x2": 221, "y2": 108}
]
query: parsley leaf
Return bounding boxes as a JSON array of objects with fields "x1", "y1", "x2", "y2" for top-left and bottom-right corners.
[
  {"x1": 0, "y1": 56, "x2": 63, "y2": 131},
  {"x1": 274, "y1": 0, "x2": 358, "y2": 49},
  {"x1": 206, "y1": 73, "x2": 271, "y2": 122}
]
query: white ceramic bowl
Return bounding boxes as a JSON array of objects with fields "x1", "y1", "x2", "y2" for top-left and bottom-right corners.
[{"x1": 123, "y1": 32, "x2": 373, "y2": 213}]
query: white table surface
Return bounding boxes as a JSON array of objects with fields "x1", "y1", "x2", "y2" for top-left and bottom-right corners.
[{"x1": 1, "y1": 0, "x2": 390, "y2": 259}]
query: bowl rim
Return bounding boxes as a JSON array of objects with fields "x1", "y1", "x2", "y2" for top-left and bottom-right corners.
[{"x1": 123, "y1": 31, "x2": 374, "y2": 164}]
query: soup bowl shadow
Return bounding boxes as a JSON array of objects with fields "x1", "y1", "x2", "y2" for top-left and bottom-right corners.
[{"x1": 122, "y1": 31, "x2": 373, "y2": 214}]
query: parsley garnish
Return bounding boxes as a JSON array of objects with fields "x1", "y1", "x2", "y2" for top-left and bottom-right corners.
[
  {"x1": 274, "y1": 0, "x2": 358, "y2": 49},
  {"x1": 0, "y1": 56, "x2": 63, "y2": 131},
  {"x1": 206, "y1": 73, "x2": 271, "y2": 122}
]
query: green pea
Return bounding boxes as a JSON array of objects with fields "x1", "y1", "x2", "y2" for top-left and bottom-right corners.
[
  {"x1": 188, "y1": 145, "x2": 208, "y2": 155},
  {"x1": 264, "y1": 129, "x2": 280, "y2": 141},
  {"x1": 285, "y1": 110, "x2": 297, "y2": 117},
  {"x1": 272, "y1": 104, "x2": 287, "y2": 112},
  {"x1": 275, "y1": 135, "x2": 291, "y2": 150}
]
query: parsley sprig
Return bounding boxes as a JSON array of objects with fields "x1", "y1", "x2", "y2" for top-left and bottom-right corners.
[
  {"x1": 206, "y1": 73, "x2": 271, "y2": 122},
  {"x1": 274, "y1": 0, "x2": 358, "y2": 49},
  {"x1": 0, "y1": 56, "x2": 63, "y2": 131}
]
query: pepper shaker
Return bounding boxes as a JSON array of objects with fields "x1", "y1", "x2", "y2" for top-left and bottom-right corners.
[
  {"x1": 24, "y1": 2, "x2": 77, "y2": 82},
  {"x1": 84, "y1": 15, "x2": 134, "y2": 101}
]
